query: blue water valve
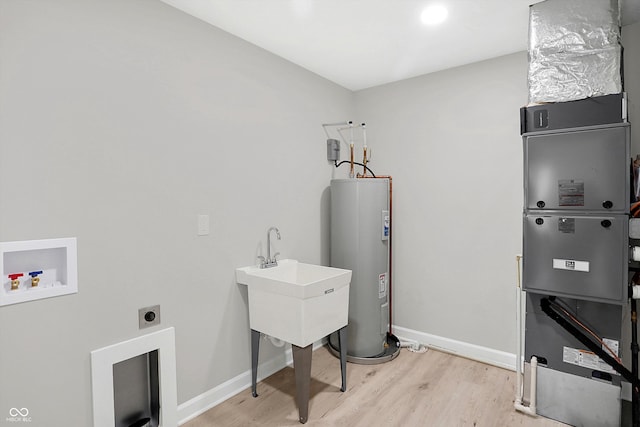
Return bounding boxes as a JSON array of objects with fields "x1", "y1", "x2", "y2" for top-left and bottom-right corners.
[{"x1": 28, "y1": 270, "x2": 43, "y2": 287}]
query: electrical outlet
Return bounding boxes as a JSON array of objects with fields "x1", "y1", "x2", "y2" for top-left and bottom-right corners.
[{"x1": 139, "y1": 305, "x2": 161, "y2": 329}]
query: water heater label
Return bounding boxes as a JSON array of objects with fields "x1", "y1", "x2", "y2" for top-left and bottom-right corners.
[
  {"x1": 378, "y1": 273, "x2": 387, "y2": 299},
  {"x1": 381, "y1": 210, "x2": 390, "y2": 241},
  {"x1": 552, "y1": 258, "x2": 589, "y2": 272}
]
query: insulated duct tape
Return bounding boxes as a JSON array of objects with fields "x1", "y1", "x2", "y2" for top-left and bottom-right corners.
[{"x1": 527, "y1": 0, "x2": 622, "y2": 104}]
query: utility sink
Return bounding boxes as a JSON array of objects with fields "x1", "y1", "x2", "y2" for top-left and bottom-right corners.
[{"x1": 236, "y1": 259, "x2": 352, "y2": 347}]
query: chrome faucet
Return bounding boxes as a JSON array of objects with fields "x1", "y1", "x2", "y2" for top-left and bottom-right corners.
[{"x1": 260, "y1": 226, "x2": 281, "y2": 268}]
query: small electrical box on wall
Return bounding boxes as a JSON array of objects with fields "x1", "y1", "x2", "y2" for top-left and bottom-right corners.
[
  {"x1": 327, "y1": 139, "x2": 340, "y2": 162},
  {"x1": 0, "y1": 237, "x2": 78, "y2": 306}
]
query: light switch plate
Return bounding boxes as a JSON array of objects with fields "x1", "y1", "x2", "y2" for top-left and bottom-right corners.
[{"x1": 197, "y1": 214, "x2": 210, "y2": 236}]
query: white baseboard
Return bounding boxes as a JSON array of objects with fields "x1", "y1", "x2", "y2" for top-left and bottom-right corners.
[
  {"x1": 392, "y1": 325, "x2": 517, "y2": 371},
  {"x1": 177, "y1": 339, "x2": 326, "y2": 425}
]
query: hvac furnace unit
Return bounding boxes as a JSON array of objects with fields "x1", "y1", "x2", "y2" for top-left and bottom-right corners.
[
  {"x1": 328, "y1": 178, "x2": 399, "y2": 364},
  {"x1": 521, "y1": 95, "x2": 630, "y2": 426}
]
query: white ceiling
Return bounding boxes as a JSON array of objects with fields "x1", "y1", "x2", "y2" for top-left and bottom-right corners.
[{"x1": 161, "y1": 0, "x2": 640, "y2": 91}]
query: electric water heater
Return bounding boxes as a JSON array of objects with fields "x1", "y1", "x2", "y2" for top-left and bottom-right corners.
[{"x1": 329, "y1": 178, "x2": 389, "y2": 359}]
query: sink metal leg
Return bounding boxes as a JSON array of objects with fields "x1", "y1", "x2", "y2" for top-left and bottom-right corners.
[
  {"x1": 337, "y1": 326, "x2": 347, "y2": 392},
  {"x1": 251, "y1": 329, "x2": 260, "y2": 397},
  {"x1": 292, "y1": 343, "x2": 313, "y2": 424}
]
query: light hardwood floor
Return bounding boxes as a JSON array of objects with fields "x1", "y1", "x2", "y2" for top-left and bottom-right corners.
[{"x1": 184, "y1": 346, "x2": 566, "y2": 427}]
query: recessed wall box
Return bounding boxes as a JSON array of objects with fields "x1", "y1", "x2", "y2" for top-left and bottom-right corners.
[{"x1": 0, "y1": 237, "x2": 78, "y2": 306}]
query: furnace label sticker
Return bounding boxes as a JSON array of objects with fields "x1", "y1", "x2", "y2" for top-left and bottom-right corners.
[
  {"x1": 558, "y1": 217, "x2": 575, "y2": 234},
  {"x1": 553, "y1": 258, "x2": 589, "y2": 272},
  {"x1": 562, "y1": 345, "x2": 618, "y2": 375},
  {"x1": 558, "y1": 179, "x2": 585, "y2": 206}
]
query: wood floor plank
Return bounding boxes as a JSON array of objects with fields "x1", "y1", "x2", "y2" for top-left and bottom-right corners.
[{"x1": 183, "y1": 346, "x2": 567, "y2": 427}]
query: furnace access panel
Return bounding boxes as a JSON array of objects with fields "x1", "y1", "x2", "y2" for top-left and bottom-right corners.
[{"x1": 522, "y1": 122, "x2": 630, "y2": 305}]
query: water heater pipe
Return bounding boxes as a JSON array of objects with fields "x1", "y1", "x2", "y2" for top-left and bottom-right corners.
[
  {"x1": 361, "y1": 123, "x2": 369, "y2": 176},
  {"x1": 336, "y1": 122, "x2": 372, "y2": 179},
  {"x1": 322, "y1": 121, "x2": 351, "y2": 139},
  {"x1": 349, "y1": 123, "x2": 355, "y2": 178},
  {"x1": 357, "y1": 175, "x2": 393, "y2": 334}
]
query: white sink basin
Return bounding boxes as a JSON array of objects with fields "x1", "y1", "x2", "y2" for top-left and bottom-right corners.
[{"x1": 236, "y1": 259, "x2": 352, "y2": 347}]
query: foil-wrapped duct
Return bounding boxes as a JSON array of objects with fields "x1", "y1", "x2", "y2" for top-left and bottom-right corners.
[{"x1": 528, "y1": 0, "x2": 622, "y2": 104}]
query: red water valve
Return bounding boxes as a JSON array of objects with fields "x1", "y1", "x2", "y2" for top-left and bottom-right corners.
[{"x1": 8, "y1": 273, "x2": 23, "y2": 291}]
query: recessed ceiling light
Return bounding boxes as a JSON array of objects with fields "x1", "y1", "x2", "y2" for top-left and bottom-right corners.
[{"x1": 421, "y1": 4, "x2": 448, "y2": 25}]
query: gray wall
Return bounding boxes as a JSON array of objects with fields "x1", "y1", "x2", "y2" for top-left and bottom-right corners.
[
  {"x1": 623, "y1": 22, "x2": 640, "y2": 153},
  {"x1": 353, "y1": 52, "x2": 528, "y2": 352},
  {"x1": 352, "y1": 21, "x2": 640, "y2": 355},
  {"x1": 0, "y1": 1, "x2": 352, "y2": 426},
  {"x1": 1, "y1": 0, "x2": 638, "y2": 425}
]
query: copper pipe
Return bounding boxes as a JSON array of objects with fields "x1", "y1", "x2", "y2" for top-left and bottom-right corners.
[
  {"x1": 361, "y1": 123, "x2": 368, "y2": 176},
  {"x1": 356, "y1": 175, "x2": 393, "y2": 335},
  {"x1": 361, "y1": 147, "x2": 369, "y2": 176},
  {"x1": 349, "y1": 143, "x2": 355, "y2": 178}
]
